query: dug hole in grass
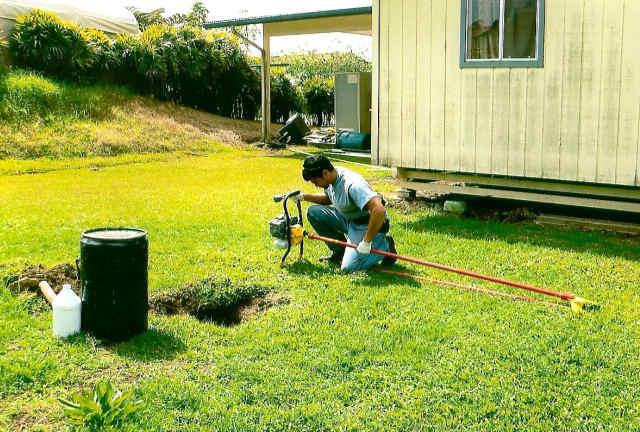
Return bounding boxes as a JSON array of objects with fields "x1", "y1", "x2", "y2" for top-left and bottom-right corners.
[
  {"x1": 5, "y1": 263, "x2": 289, "y2": 327},
  {"x1": 149, "y1": 275, "x2": 289, "y2": 326}
]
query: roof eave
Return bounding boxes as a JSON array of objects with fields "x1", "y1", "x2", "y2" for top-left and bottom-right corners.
[{"x1": 203, "y1": 6, "x2": 372, "y2": 29}]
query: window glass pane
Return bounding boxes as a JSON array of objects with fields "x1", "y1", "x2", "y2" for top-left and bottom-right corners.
[
  {"x1": 503, "y1": 0, "x2": 538, "y2": 59},
  {"x1": 466, "y1": 0, "x2": 500, "y2": 59}
]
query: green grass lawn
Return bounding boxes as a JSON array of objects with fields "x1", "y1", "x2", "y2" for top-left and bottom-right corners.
[
  {"x1": 1, "y1": 68, "x2": 639, "y2": 431},
  {"x1": 1, "y1": 144, "x2": 640, "y2": 431}
]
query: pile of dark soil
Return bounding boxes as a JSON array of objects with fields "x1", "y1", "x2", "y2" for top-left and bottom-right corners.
[
  {"x1": 150, "y1": 276, "x2": 289, "y2": 326},
  {"x1": 5, "y1": 263, "x2": 79, "y2": 296}
]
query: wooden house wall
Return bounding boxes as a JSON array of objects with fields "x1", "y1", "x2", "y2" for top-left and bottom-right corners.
[{"x1": 374, "y1": 0, "x2": 640, "y2": 187}]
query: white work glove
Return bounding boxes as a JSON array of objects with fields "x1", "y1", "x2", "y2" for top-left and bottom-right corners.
[
  {"x1": 292, "y1": 192, "x2": 305, "y2": 202},
  {"x1": 356, "y1": 240, "x2": 371, "y2": 255}
]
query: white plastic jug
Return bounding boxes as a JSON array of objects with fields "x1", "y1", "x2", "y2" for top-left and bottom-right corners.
[{"x1": 52, "y1": 284, "x2": 81, "y2": 338}]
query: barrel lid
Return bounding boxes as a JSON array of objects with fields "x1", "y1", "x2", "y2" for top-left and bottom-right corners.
[{"x1": 82, "y1": 228, "x2": 147, "y2": 241}]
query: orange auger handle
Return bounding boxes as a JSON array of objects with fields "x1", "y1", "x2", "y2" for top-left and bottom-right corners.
[{"x1": 306, "y1": 233, "x2": 577, "y2": 302}]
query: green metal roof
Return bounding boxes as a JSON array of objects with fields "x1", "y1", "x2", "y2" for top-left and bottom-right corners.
[{"x1": 203, "y1": 7, "x2": 372, "y2": 29}]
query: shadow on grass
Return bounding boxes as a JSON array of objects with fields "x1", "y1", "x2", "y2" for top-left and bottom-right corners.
[
  {"x1": 286, "y1": 259, "x2": 333, "y2": 276},
  {"x1": 403, "y1": 214, "x2": 640, "y2": 262},
  {"x1": 354, "y1": 264, "x2": 422, "y2": 289},
  {"x1": 107, "y1": 328, "x2": 186, "y2": 361}
]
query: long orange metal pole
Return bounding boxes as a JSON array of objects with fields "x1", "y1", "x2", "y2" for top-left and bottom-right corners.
[{"x1": 306, "y1": 233, "x2": 576, "y2": 301}]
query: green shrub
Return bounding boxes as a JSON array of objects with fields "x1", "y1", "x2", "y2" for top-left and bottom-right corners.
[
  {"x1": 59, "y1": 380, "x2": 143, "y2": 431},
  {"x1": 111, "y1": 34, "x2": 142, "y2": 88},
  {"x1": 9, "y1": 9, "x2": 95, "y2": 82},
  {"x1": 119, "y1": 25, "x2": 260, "y2": 119},
  {"x1": 270, "y1": 74, "x2": 304, "y2": 123},
  {"x1": 0, "y1": 37, "x2": 8, "y2": 74},
  {"x1": 207, "y1": 32, "x2": 260, "y2": 120},
  {"x1": 83, "y1": 29, "x2": 115, "y2": 80},
  {"x1": 7, "y1": 10, "x2": 261, "y2": 120},
  {"x1": 302, "y1": 76, "x2": 335, "y2": 126}
]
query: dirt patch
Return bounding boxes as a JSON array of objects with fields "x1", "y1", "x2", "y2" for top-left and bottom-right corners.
[
  {"x1": 150, "y1": 276, "x2": 289, "y2": 326},
  {"x1": 5, "y1": 263, "x2": 79, "y2": 297}
]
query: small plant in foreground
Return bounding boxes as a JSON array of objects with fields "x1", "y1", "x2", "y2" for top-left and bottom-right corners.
[{"x1": 58, "y1": 380, "x2": 143, "y2": 431}]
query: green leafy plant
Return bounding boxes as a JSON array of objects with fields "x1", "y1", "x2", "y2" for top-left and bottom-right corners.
[
  {"x1": 9, "y1": 9, "x2": 95, "y2": 82},
  {"x1": 274, "y1": 51, "x2": 371, "y2": 82},
  {"x1": 270, "y1": 73, "x2": 304, "y2": 123},
  {"x1": 127, "y1": 1, "x2": 209, "y2": 31},
  {"x1": 58, "y1": 380, "x2": 143, "y2": 431},
  {"x1": 302, "y1": 76, "x2": 335, "y2": 126},
  {"x1": 0, "y1": 36, "x2": 8, "y2": 75},
  {"x1": 83, "y1": 29, "x2": 115, "y2": 80}
]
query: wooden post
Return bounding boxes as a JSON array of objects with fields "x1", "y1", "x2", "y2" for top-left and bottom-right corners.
[{"x1": 261, "y1": 25, "x2": 271, "y2": 143}]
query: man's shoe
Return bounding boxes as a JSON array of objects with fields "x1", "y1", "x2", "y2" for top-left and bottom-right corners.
[
  {"x1": 319, "y1": 252, "x2": 344, "y2": 266},
  {"x1": 381, "y1": 235, "x2": 397, "y2": 266}
]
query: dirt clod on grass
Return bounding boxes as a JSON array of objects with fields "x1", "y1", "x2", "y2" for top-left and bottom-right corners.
[
  {"x1": 5, "y1": 263, "x2": 79, "y2": 296},
  {"x1": 150, "y1": 276, "x2": 289, "y2": 326}
]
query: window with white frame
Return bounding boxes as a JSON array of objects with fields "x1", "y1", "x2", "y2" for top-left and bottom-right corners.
[{"x1": 461, "y1": 0, "x2": 544, "y2": 67}]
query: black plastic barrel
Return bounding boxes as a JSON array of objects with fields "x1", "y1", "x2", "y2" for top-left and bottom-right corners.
[{"x1": 80, "y1": 228, "x2": 148, "y2": 341}]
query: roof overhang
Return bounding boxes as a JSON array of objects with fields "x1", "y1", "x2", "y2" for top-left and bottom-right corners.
[{"x1": 204, "y1": 7, "x2": 372, "y2": 36}]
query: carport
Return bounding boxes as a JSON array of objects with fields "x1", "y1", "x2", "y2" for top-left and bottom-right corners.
[{"x1": 204, "y1": 7, "x2": 372, "y2": 143}]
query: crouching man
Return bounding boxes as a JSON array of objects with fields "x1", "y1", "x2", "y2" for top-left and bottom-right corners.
[{"x1": 294, "y1": 155, "x2": 397, "y2": 273}]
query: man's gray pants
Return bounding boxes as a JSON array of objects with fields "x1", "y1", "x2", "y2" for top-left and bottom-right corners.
[{"x1": 307, "y1": 205, "x2": 389, "y2": 273}]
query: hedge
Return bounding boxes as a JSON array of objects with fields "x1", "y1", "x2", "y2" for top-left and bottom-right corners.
[{"x1": 8, "y1": 10, "x2": 261, "y2": 120}]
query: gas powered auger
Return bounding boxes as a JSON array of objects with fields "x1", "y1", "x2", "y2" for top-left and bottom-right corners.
[
  {"x1": 269, "y1": 191, "x2": 599, "y2": 313},
  {"x1": 270, "y1": 190, "x2": 305, "y2": 266}
]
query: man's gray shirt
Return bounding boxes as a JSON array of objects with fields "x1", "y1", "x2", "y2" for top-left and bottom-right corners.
[{"x1": 323, "y1": 167, "x2": 379, "y2": 222}]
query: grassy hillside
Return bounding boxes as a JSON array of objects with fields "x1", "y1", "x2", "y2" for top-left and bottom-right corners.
[{"x1": 0, "y1": 69, "x2": 268, "y2": 160}]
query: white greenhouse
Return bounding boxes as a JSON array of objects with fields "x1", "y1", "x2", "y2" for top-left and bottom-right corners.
[{"x1": 0, "y1": 0, "x2": 139, "y2": 38}]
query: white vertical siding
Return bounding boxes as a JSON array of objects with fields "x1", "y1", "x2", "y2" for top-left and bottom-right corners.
[{"x1": 375, "y1": 0, "x2": 640, "y2": 187}]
